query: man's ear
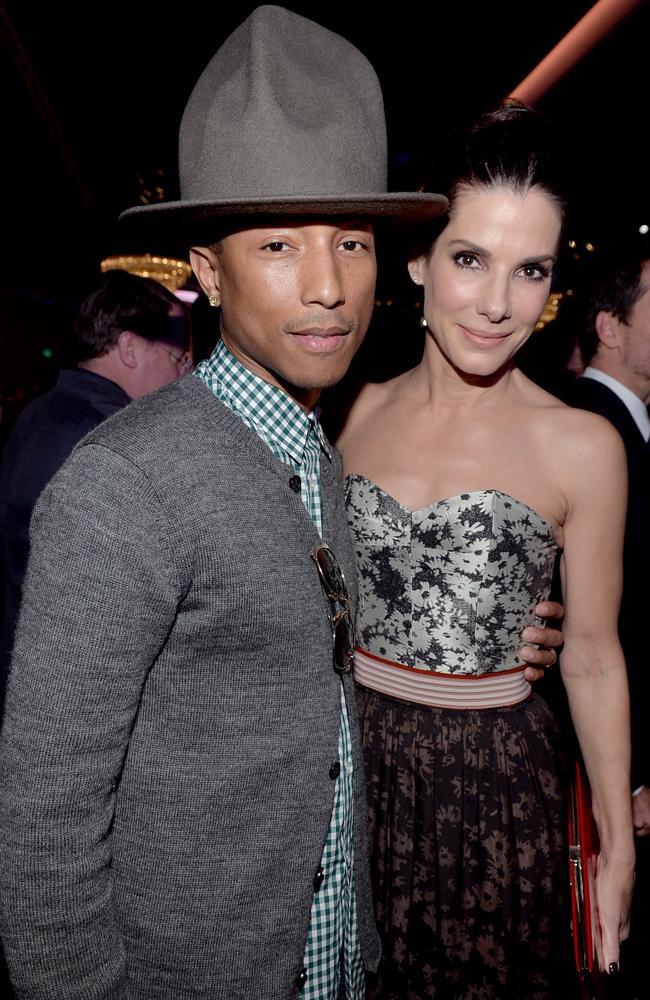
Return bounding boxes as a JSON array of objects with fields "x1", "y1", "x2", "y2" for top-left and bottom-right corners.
[
  {"x1": 190, "y1": 247, "x2": 221, "y2": 305},
  {"x1": 116, "y1": 330, "x2": 140, "y2": 369},
  {"x1": 595, "y1": 310, "x2": 624, "y2": 351}
]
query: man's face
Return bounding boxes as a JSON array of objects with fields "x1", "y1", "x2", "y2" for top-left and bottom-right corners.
[
  {"x1": 131, "y1": 304, "x2": 192, "y2": 398},
  {"x1": 191, "y1": 220, "x2": 376, "y2": 407},
  {"x1": 621, "y1": 261, "x2": 650, "y2": 394}
]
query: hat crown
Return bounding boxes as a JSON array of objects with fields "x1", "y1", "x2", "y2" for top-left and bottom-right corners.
[
  {"x1": 119, "y1": 4, "x2": 448, "y2": 229},
  {"x1": 179, "y1": 5, "x2": 387, "y2": 202}
]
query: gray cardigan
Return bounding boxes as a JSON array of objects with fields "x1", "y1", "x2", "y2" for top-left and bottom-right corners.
[{"x1": 0, "y1": 375, "x2": 380, "y2": 999}]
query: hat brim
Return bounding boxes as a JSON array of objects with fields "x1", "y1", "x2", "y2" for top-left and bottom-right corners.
[{"x1": 119, "y1": 192, "x2": 448, "y2": 231}]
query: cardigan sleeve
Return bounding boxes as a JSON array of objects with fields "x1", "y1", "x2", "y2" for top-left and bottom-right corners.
[{"x1": 0, "y1": 443, "x2": 182, "y2": 1000}]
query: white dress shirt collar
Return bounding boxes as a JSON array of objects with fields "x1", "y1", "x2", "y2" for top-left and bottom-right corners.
[{"x1": 583, "y1": 367, "x2": 650, "y2": 442}]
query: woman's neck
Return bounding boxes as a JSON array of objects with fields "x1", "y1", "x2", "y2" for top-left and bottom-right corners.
[{"x1": 404, "y1": 339, "x2": 519, "y2": 413}]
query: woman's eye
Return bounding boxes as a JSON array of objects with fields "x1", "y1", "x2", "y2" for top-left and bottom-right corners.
[
  {"x1": 265, "y1": 241, "x2": 289, "y2": 252},
  {"x1": 340, "y1": 239, "x2": 366, "y2": 252},
  {"x1": 520, "y1": 264, "x2": 550, "y2": 281},
  {"x1": 453, "y1": 252, "x2": 479, "y2": 269}
]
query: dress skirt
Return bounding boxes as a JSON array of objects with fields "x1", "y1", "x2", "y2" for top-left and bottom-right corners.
[{"x1": 356, "y1": 685, "x2": 570, "y2": 1000}]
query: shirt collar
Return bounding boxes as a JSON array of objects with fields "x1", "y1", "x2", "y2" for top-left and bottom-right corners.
[
  {"x1": 583, "y1": 367, "x2": 650, "y2": 441},
  {"x1": 195, "y1": 340, "x2": 331, "y2": 463},
  {"x1": 57, "y1": 369, "x2": 131, "y2": 405}
]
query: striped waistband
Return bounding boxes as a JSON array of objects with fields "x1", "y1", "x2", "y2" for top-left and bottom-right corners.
[{"x1": 353, "y1": 647, "x2": 531, "y2": 709}]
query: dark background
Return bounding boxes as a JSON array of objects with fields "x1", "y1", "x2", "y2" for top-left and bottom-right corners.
[{"x1": 0, "y1": 0, "x2": 648, "y2": 401}]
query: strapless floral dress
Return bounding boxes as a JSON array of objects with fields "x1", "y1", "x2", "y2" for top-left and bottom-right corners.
[{"x1": 345, "y1": 475, "x2": 569, "y2": 1000}]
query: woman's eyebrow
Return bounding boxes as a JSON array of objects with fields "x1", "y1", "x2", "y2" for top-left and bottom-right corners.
[
  {"x1": 447, "y1": 239, "x2": 489, "y2": 256},
  {"x1": 447, "y1": 239, "x2": 557, "y2": 266}
]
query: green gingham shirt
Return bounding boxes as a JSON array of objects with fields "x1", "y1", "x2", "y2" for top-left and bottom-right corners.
[{"x1": 194, "y1": 342, "x2": 364, "y2": 999}]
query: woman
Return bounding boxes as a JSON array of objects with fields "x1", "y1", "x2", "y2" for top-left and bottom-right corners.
[{"x1": 337, "y1": 105, "x2": 634, "y2": 998}]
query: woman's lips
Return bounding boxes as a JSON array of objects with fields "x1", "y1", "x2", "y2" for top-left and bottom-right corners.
[{"x1": 459, "y1": 325, "x2": 512, "y2": 349}]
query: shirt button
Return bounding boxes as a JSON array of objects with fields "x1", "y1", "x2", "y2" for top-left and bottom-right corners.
[
  {"x1": 295, "y1": 967, "x2": 308, "y2": 990},
  {"x1": 289, "y1": 475, "x2": 301, "y2": 493},
  {"x1": 313, "y1": 866, "x2": 324, "y2": 892},
  {"x1": 329, "y1": 761, "x2": 341, "y2": 780}
]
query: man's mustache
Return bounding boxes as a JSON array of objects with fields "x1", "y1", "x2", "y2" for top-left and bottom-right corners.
[{"x1": 282, "y1": 313, "x2": 355, "y2": 335}]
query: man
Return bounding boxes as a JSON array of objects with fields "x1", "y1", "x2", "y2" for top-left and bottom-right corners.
[
  {"x1": 569, "y1": 250, "x2": 650, "y2": 990},
  {"x1": 0, "y1": 8, "x2": 561, "y2": 998},
  {"x1": 0, "y1": 270, "x2": 191, "y2": 709}
]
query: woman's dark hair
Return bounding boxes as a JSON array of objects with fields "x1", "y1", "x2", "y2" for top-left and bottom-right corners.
[
  {"x1": 448, "y1": 101, "x2": 564, "y2": 215},
  {"x1": 74, "y1": 270, "x2": 188, "y2": 363},
  {"x1": 415, "y1": 101, "x2": 565, "y2": 256}
]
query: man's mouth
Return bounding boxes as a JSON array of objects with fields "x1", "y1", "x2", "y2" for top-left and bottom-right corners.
[{"x1": 289, "y1": 327, "x2": 350, "y2": 353}]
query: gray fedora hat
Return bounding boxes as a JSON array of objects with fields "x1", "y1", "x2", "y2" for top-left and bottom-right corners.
[{"x1": 120, "y1": 5, "x2": 447, "y2": 230}]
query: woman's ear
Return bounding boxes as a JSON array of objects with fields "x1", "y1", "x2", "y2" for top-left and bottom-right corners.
[{"x1": 408, "y1": 257, "x2": 425, "y2": 286}]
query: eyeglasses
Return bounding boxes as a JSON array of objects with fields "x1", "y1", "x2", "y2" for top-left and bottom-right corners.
[
  {"x1": 158, "y1": 344, "x2": 194, "y2": 373},
  {"x1": 311, "y1": 544, "x2": 355, "y2": 675}
]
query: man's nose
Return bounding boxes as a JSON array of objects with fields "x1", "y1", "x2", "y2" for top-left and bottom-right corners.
[{"x1": 301, "y1": 250, "x2": 345, "y2": 308}]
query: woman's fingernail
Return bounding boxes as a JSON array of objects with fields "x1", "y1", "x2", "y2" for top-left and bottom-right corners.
[{"x1": 607, "y1": 962, "x2": 619, "y2": 976}]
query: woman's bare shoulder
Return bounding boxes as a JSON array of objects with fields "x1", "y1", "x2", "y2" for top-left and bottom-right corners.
[
  {"x1": 538, "y1": 393, "x2": 622, "y2": 453},
  {"x1": 526, "y1": 394, "x2": 627, "y2": 505},
  {"x1": 355, "y1": 372, "x2": 408, "y2": 410},
  {"x1": 512, "y1": 375, "x2": 626, "y2": 504},
  {"x1": 518, "y1": 374, "x2": 621, "y2": 450},
  {"x1": 336, "y1": 373, "x2": 406, "y2": 447}
]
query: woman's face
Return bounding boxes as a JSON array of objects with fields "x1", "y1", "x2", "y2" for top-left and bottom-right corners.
[{"x1": 410, "y1": 184, "x2": 562, "y2": 378}]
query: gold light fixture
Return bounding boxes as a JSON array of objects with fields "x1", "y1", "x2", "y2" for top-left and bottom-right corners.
[
  {"x1": 100, "y1": 254, "x2": 193, "y2": 292},
  {"x1": 535, "y1": 292, "x2": 563, "y2": 331}
]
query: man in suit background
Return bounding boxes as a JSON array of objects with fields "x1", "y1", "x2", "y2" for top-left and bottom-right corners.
[
  {"x1": 0, "y1": 270, "x2": 191, "y2": 714},
  {"x1": 569, "y1": 250, "x2": 650, "y2": 992}
]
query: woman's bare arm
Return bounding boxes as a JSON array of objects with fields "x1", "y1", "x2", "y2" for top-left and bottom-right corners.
[{"x1": 559, "y1": 410, "x2": 634, "y2": 970}]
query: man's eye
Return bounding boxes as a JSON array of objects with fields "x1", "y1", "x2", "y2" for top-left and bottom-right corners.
[
  {"x1": 265, "y1": 241, "x2": 288, "y2": 252},
  {"x1": 340, "y1": 240, "x2": 366, "y2": 252}
]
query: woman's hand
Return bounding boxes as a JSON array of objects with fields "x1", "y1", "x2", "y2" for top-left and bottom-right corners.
[
  {"x1": 595, "y1": 850, "x2": 634, "y2": 973},
  {"x1": 632, "y1": 786, "x2": 650, "y2": 837}
]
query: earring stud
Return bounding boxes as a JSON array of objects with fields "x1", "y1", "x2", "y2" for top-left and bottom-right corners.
[
  {"x1": 420, "y1": 316, "x2": 428, "y2": 329},
  {"x1": 208, "y1": 295, "x2": 218, "y2": 307}
]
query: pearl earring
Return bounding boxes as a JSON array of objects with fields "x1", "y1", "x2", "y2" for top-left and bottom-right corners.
[
  {"x1": 208, "y1": 295, "x2": 218, "y2": 308},
  {"x1": 420, "y1": 316, "x2": 428, "y2": 329}
]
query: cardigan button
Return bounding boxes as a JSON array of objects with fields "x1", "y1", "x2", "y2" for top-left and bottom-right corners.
[
  {"x1": 313, "y1": 865, "x2": 325, "y2": 892},
  {"x1": 295, "y1": 966, "x2": 308, "y2": 990},
  {"x1": 289, "y1": 475, "x2": 301, "y2": 493},
  {"x1": 329, "y1": 761, "x2": 341, "y2": 780}
]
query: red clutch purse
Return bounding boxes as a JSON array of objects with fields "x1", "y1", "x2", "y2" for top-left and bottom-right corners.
[{"x1": 568, "y1": 760, "x2": 606, "y2": 998}]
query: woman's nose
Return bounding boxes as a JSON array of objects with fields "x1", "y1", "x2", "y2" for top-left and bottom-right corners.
[{"x1": 477, "y1": 276, "x2": 512, "y2": 323}]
